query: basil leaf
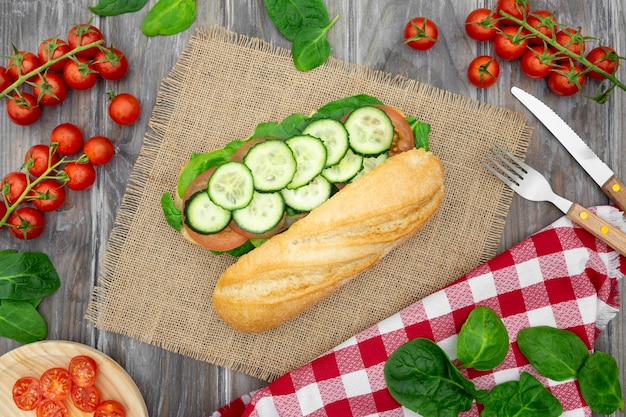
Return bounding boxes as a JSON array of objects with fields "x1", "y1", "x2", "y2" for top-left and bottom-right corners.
[
  {"x1": 517, "y1": 326, "x2": 589, "y2": 381},
  {"x1": 161, "y1": 193, "x2": 182, "y2": 232},
  {"x1": 292, "y1": 15, "x2": 339, "y2": 71},
  {"x1": 406, "y1": 116, "x2": 430, "y2": 151},
  {"x1": 310, "y1": 94, "x2": 384, "y2": 121},
  {"x1": 480, "y1": 372, "x2": 563, "y2": 417},
  {"x1": 384, "y1": 338, "x2": 477, "y2": 416},
  {"x1": 141, "y1": 0, "x2": 196, "y2": 36},
  {"x1": 457, "y1": 306, "x2": 509, "y2": 371},
  {"x1": 0, "y1": 251, "x2": 61, "y2": 300},
  {"x1": 0, "y1": 300, "x2": 47, "y2": 344},
  {"x1": 263, "y1": 0, "x2": 330, "y2": 42},
  {"x1": 578, "y1": 351, "x2": 625, "y2": 414},
  {"x1": 89, "y1": 0, "x2": 148, "y2": 16}
]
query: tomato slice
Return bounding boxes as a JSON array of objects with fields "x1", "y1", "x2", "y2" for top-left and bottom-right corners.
[
  {"x1": 12, "y1": 376, "x2": 42, "y2": 411},
  {"x1": 36, "y1": 399, "x2": 68, "y2": 417},
  {"x1": 71, "y1": 384, "x2": 101, "y2": 412},
  {"x1": 93, "y1": 400, "x2": 127, "y2": 417},
  {"x1": 373, "y1": 105, "x2": 415, "y2": 155},
  {"x1": 69, "y1": 355, "x2": 98, "y2": 387},
  {"x1": 39, "y1": 367, "x2": 72, "y2": 401}
]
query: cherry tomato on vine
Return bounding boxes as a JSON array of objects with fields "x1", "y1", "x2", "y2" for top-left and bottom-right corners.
[
  {"x1": 0, "y1": 66, "x2": 13, "y2": 92},
  {"x1": 6, "y1": 50, "x2": 41, "y2": 81},
  {"x1": 586, "y1": 46, "x2": 619, "y2": 80},
  {"x1": 520, "y1": 46, "x2": 556, "y2": 79},
  {"x1": 108, "y1": 92, "x2": 141, "y2": 126},
  {"x1": 547, "y1": 63, "x2": 586, "y2": 96},
  {"x1": 93, "y1": 47, "x2": 129, "y2": 81},
  {"x1": 6, "y1": 92, "x2": 41, "y2": 125},
  {"x1": 2, "y1": 171, "x2": 29, "y2": 204},
  {"x1": 8, "y1": 206, "x2": 46, "y2": 240},
  {"x1": 93, "y1": 400, "x2": 126, "y2": 417},
  {"x1": 68, "y1": 23, "x2": 104, "y2": 59},
  {"x1": 493, "y1": 25, "x2": 529, "y2": 60},
  {"x1": 50, "y1": 122, "x2": 84, "y2": 155},
  {"x1": 71, "y1": 385, "x2": 101, "y2": 412},
  {"x1": 63, "y1": 57, "x2": 98, "y2": 90},
  {"x1": 69, "y1": 355, "x2": 99, "y2": 387},
  {"x1": 30, "y1": 179, "x2": 66, "y2": 212},
  {"x1": 25, "y1": 144, "x2": 59, "y2": 178},
  {"x1": 63, "y1": 162, "x2": 96, "y2": 191},
  {"x1": 36, "y1": 399, "x2": 68, "y2": 417},
  {"x1": 526, "y1": 10, "x2": 556, "y2": 45},
  {"x1": 38, "y1": 38, "x2": 71, "y2": 72},
  {"x1": 555, "y1": 27, "x2": 586, "y2": 56},
  {"x1": 31, "y1": 72, "x2": 68, "y2": 106},
  {"x1": 495, "y1": 0, "x2": 530, "y2": 25},
  {"x1": 403, "y1": 17, "x2": 438, "y2": 51},
  {"x1": 0, "y1": 201, "x2": 6, "y2": 224},
  {"x1": 467, "y1": 56, "x2": 500, "y2": 88},
  {"x1": 12, "y1": 376, "x2": 41, "y2": 411},
  {"x1": 84, "y1": 136, "x2": 115, "y2": 165},
  {"x1": 465, "y1": 8, "x2": 501, "y2": 42}
]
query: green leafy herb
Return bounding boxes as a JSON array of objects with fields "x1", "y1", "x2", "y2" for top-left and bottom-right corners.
[
  {"x1": 250, "y1": 113, "x2": 309, "y2": 140},
  {"x1": 160, "y1": 193, "x2": 182, "y2": 232},
  {"x1": 456, "y1": 306, "x2": 509, "y2": 371},
  {"x1": 292, "y1": 15, "x2": 339, "y2": 71},
  {"x1": 310, "y1": 94, "x2": 384, "y2": 121},
  {"x1": 384, "y1": 338, "x2": 479, "y2": 416},
  {"x1": 406, "y1": 116, "x2": 430, "y2": 151},
  {"x1": 263, "y1": 0, "x2": 330, "y2": 41},
  {"x1": 0, "y1": 300, "x2": 48, "y2": 344},
  {"x1": 89, "y1": 0, "x2": 148, "y2": 16},
  {"x1": 578, "y1": 351, "x2": 625, "y2": 414},
  {"x1": 479, "y1": 372, "x2": 563, "y2": 417},
  {"x1": 141, "y1": 0, "x2": 196, "y2": 37},
  {"x1": 517, "y1": 326, "x2": 590, "y2": 381}
]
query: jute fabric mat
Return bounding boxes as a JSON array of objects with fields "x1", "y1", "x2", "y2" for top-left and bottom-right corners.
[{"x1": 86, "y1": 26, "x2": 533, "y2": 381}]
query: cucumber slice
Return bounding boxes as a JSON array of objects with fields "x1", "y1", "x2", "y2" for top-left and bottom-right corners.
[
  {"x1": 244, "y1": 139, "x2": 297, "y2": 191},
  {"x1": 184, "y1": 190, "x2": 232, "y2": 234},
  {"x1": 285, "y1": 135, "x2": 328, "y2": 189},
  {"x1": 233, "y1": 191, "x2": 285, "y2": 235},
  {"x1": 281, "y1": 175, "x2": 332, "y2": 212},
  {"x1": 208, "y1": 161, "x2": 254, "y2": 210},
  {"x1": 302, "y1": 118, "x2": 349, "y2": 167},
  {"x1": 321, "y1": 149, "x2": 364, "y2": 183},
  {"x1": 351, "y1": 153, "x2": 388, "y2": 182},
  {"x1": 344, "y1": 106, "x2": 394, "y2": 155}
]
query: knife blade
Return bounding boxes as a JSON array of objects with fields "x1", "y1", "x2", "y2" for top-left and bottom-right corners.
[{"x1": 511, "y1": 86, "x2": 626, "y2": 213}]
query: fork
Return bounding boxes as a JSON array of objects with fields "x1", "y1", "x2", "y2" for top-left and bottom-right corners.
[{"x1": 483, "y1": 144, "x2": 626, "y2": 257}]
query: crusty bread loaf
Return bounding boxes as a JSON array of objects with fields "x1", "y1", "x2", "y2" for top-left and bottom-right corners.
[{"x1": 212, "y1": 147, "x2": 444, "y2": 332}]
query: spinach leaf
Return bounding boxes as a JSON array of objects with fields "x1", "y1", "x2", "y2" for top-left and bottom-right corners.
[
  {"x1": 90, "y1": 0, "x2": 148, "y2": 16},
  {"x1": 384, "y1": 338, "x2": 478, "y2": 416},
  {"x1": 457, "y1": 306, "x2": 509, "y2": 371},
  {"x1": 292, "y1": 15, "x2": 339, "y2": 71},
  {"x1": 160, "y1": 193, "x2": 182, "y2": 232},
  {"x1": 250, "y1": 113, "x2": 308, "y2": 139},
  {"x1": 141, "y1": 0, "x2": 196, "y2": 37},
  {"x1": 310, "y1": 94, "x2": 384, "y2": 121},
  {"x1": 578, "y1": 351, "x2": 625, "y2": 414},
  {"x1": 263, "y1": 0, "x2": 330, "y2": 42},
  {"x1": 0, "y1": 251, "x2": 61, "y2": 300},
  {"x1": 406, "y1": 116, "x2": 430, "y2": 151},
  {"x1": 517, "y1": 326, "x2": 589, "y2": 381},
  {"x1": 479, "y1": 372, "x2": 562, "y2": 417},
  {"x1": 0, "y1": 300, "x2": 47, "y2": 344}
]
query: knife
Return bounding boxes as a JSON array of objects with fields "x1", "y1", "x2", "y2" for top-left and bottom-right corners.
[{"x1": 511, "y1": 86, "x2": 626, "y2": 213}]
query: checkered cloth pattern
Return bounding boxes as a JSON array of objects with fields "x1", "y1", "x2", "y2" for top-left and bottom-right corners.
[{"x1": 213, "y1": 206, "x2": 625, "y2": 417}]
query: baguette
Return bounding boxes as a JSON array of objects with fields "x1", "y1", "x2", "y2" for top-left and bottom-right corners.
[{"x1": 212, "y1": 147, "x2": 444, "y2": 332}]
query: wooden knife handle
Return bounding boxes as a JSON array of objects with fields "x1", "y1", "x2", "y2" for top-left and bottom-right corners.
[
  {"x1": 567, "y1": 203, "x2": 626, "y2": 257},
  {"x1": 602, "y1": 175, "x2": 626, "y2": 213}
]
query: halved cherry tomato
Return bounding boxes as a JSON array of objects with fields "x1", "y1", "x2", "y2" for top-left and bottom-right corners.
[
  {"x1": 465, "y1": 8, "x2": 500, "y2": 42},
  {"x1": 69, "y1": 355, "x2": 98, "y2": 387},
  {"x1": 467, "y1": 55, "x2": 500, "y2": 88},
  {"x1": 31, "y1": 72, "x2": 68, "y2": 106},
  {"x1": 586, "y1": 46, "x2": 619, "y2": 80},
  {"x1": 38, "y1": 38, "x2": 71, "y2": 72},
  {"x1": 39, "y1": 367, "x2": 72, "y2": 401},
  {"x1": 25, "y1": 144, "x2": 59, "y2": 177},
  {"x1": 30, "y1": 179, "x2": 66, "y2": 212},
  {"x1": 93, "y1": 400, "x2": 126, "y2": 417},
  {"x1": 63, "y1": 162, "x2": 97, "y2": 191},
  {"x1": 373, "y1": 105, "x2": 415, "y2": 155},
  {"x1": 36, "y1": 399, "x2": 68, "y2": 417},
  {"x1": 84, "y1": 136, "x2": 115, "y2": 165},
  {"x1": 50, "y1": 122, "x2": 84, "y2": 155},
  {"x1": 12, "y1": 376, "x2": 42, "y2": 411},
  {"x1": 2, "y1": 171, "x2": 29, "y2": 204},
  {"x1": 70, "y1": 385, "x2": 101, "y2": 412},
  {"x1": 403, "y1": 17, "x2": 438, "y2": 51},
  {"x1": 67, "y1": 23, "x2": 104, "y2": 59},
  {"x1": 6, "y1": 92, "x2": 41, "y2": 125}
]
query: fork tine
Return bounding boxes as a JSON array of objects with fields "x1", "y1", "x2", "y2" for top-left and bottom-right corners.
[
  {"x1": 493, "y1": 144, "x2": 531, "y2": 173},
  {"x1": 489, "y1": 146, "x2": 526, "y2": 180},
  {"x1": 485, "y1": 155, "x2": 520, "y2": 184},
  {"x1": 480, "y1": 161, "x2": 517, "y2": 189}
]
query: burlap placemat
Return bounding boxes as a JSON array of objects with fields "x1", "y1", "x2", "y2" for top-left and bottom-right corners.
[{"x1": 86, "y1": 26, "x2": 532, "y2": 381}]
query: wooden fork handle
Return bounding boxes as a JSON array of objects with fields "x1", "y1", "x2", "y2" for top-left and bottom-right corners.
[{"x1": 567, "y1": 203, "x2": 626, "y2": 257}]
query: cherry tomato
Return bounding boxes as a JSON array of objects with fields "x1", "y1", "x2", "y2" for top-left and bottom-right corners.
[
  {"x1": 50, "y1": 122, "x2": 84, "y2": 155},
  {"x1": 36, "y1": 399, "x2": 68, "y2": 417},
  {"x1": 63, "y1": 57, "x2": 98, "y2": 90},
  {"x1": 93, "y1": 400, "x2": 126, "y2": 417},
  {"x1": 0, "y1": 66, "x2": 13, "y2": 92},
  {"x1": 12, "y1": 376, "x2": 42, "y2": 411},
  {"x1": 586, "y1": 46, "x2": 620, "y2": 80},
  {"x1": 30, "y1": 179, "x2": 66, "y2": 212},
  {"x1": 39, "y1": 367, "x2": 72, "y2": 401},
  {"x1": 84, "y1": 136, "x2": 115, "y2": 165},
  {"x1": 373, "y1": 105, "x2": 415, "y2": 155},
  {"x1": 25, "y1": 144, "x2": 59, "y2": 177},
  {"x1": 108, "y1": 93, "x2": 141, "y2": 126},
  {"x1": 67, "y1": 23, "x2": 104, "y2": 59},
  {"x1": 6, "y1": 92, "x2": 41, "y2": 125},
  {"x1": 495, "y1": 0, "x2": 530, "y2": 25},
  {"x1": 70, "y1": 385, "x2": 101, "y2": 412},
  {"x1": 0, "y1": 200, "x2": 6, "y2": 224},
  {"x1": 493, "y1": 25, "x2": 529, "y2": 60},
  {"x1": 93, "y1": 47, "x2": 129, "y2": 81},
  {"x1": 8, "y1": 206, "x2": 46, "y2": 240},
  {"x1": 38, "y1": 38, "x2": 71, "y2": 72},
  {"x1": 520, "y1": 46, "x2": 556, "y2": 79},
  {"x1": 69, "y1": 355, "x2": 99, "y2": 387},
  {"x1": 63, "y1": 162, "x2": 96, "y2": 191},
  {"x1": 547, "y1": 63, "x2": 586, "y2": 96},
  {"x1": 32, "y1": 72, "x2": 68, "y2": 106},
  {"x1": 465, "y1": 8, "x2": 501, "y2": 42},
  {"x1": 403, "y1": 17, "x2": 438, "y2": 51},
  {"x1": 6, "y1": 50, "x2": 41, "y2": 81},
  {"x1": 467, "y1": 55, "x2": 500, "y2": 88},
  {"x1": 2, "y1": 171, "x2": 29, "y2": 204},
  {"x1": 555, "y1": 28, "x2": 585, "y2": 56},
  {"x1": 526, "y1": 10, "x2": 556, "y2": 45}
]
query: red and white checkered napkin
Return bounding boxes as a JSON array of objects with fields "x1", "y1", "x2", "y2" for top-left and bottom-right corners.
[{"x1": 213, "y1": 206, "x2": 625, "y2": 417}]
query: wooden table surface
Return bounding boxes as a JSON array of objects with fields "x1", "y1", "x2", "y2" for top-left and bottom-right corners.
[{"x1": 1, "y1": 1, "x2": 624, "y2": 416}]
